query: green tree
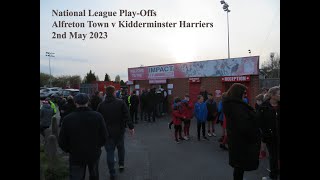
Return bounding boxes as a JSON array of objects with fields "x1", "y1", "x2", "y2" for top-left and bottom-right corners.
[
  {"x1": 104, "y1": 73, "x2": 111, "y2": 81},
  {"x1": 115, "y1": 75, "x2": 120, "y2": 83},
  {"x1": 261, "y1": 52, "x2": 280, "y2": 78},
  {"x1": 83, "y1": 70, "x2": 97, "y2": 83},
  {"x1": 120, "y1": 80, "x2": 126, "y2": 86}
]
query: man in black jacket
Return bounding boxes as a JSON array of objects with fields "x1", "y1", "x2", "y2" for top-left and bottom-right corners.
[
  {"x1": 140, "y1": 89, "x2": 148, "y2": 121},
  {"x1": 129, "y1": 90, "x2": 139, "y2": 124},
  {"x1": 146, "y1": 88, "x2": 156, "y2": 122},
  {"x1": 90, "y1": 91, "x2": 102, "y2": 111},
  {"x1": 97, "y1": 85, "x2": 135, "y2": 180},
  {"x1": 58, "y1": 93, "x2": 107, "y2": 180}
]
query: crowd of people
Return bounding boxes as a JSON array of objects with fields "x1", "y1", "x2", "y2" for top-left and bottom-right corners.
[
  {"x1": 40, "y1": 84, "x2": 280, "y2": 180},
  {"x1": 168, "y1": 84, "x2": 280, "y2": 180}
]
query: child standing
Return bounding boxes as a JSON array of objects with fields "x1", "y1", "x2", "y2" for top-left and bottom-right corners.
[
  {"x1": 194, "y1": 95, "x2": 209, "y2": 141},
  {"x1": 172, "y1": 98, "x2": 186, "y2": 143},
  {"x1": 217, "y1": 92, "x2": 228, "y2": 150},
  {"x1": 206, "y1": 93, "x2": 218, "y2": 137},
  {"x1": 181, "y1": 94, "x2": 194, "y2": 140},
  {"x1": 168, "y1": 97, "x2": 179, "y2": 129}
]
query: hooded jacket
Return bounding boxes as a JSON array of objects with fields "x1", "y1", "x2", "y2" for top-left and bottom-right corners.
[
  {"x1": 40, "y1": 103, "x2": 54, "y2": 128},
  {"x1": 172, "y1": 105, "x2": 185, "y2": 125},
  {"x1": 194, "y1": 102, "x2": 208, "y2": 123},
  {"x1": 181, "y1": 99, "x2": 194, "y2": 119},
  {"x1": 223, "y1": 96, "x2": 261, "y2": 171}
]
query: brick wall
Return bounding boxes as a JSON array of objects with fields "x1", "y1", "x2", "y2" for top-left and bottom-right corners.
[
  {"x1": 135, "y1": 80, "x2": 150, "y2": 91},
  {"x1": 200, "y1": 77, "x2": 224, "y2": 102},
  {"x1": 249, "y1": 75, "x2": 260, "y2": 107},
  {"x1": 167, "y1": 78, "x2": 189, "y2": 103},
  {"x1": 133, "y1": 75, "x2": 260, "y2": 111}
]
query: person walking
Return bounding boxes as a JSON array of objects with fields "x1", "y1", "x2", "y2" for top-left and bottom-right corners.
[
  {"x1": 129, "y1": 90, "x2": 139, "y2": 124},
  {"x1": 59, "y1": 95, "x2": 77, "y2": 127},
  {"x1": 90, "y1": 91, "x2": 102, "y2": 111},
  {"x1": 58, "y1": 93, "x2": 107, "y2": 180},
  {"x1": 40, "y1": 100, "x2": 54, "y2": 138},
  {"x1": 146, "y1": 88, "x2": 156, "y2": 122},
  {"x1": 140, "y1": 89, "x2": 148, "y2": 121},
  {"x1": 96, "y1": 85, "x2": 135, "y2": 180}
]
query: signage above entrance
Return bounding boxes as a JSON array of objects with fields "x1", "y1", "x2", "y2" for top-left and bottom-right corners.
[
  {"x1": 189, "y1": 77, "x2": 201, "y2": 83},
  {"x1": 126, "y1": 81, "x2": 134, "y2": 85},
  {"x1": 221, "y1": 76, "x2": 250, "y2": 82},
  {"x1": 149, "y1": 79, "x2": 167, "y2": 84}
]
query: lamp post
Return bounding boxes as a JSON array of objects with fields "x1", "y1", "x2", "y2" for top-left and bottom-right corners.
[
  {"x1": 46, "y1": 52, "x2": 55, "y2": 87},
  {"x1": 220, "y1": 0, "x2": 231, "y2": 59}
]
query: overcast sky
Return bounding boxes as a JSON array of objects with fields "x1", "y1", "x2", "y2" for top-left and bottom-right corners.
[{"x1": 40, "y1": 0, "x2": 280, "y2": 81}]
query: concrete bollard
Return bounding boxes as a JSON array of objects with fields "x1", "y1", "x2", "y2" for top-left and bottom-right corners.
[
  {"x1": 40, "y1": 159, "x2": 45, "y2": 180},
  {"x1": 41, "y1": 128, "x2": 51, "y2": 145},
  {"x1": 45, "y1": 135, "x2": 58, "y2": 161},
  {"x1": 51, "y1": 116, "x2": 58, "y2": 139}
]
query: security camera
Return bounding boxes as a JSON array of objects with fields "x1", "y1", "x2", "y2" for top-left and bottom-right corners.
[{"x1": 220, "y1": 0, "x2": 225, "y2": 4}]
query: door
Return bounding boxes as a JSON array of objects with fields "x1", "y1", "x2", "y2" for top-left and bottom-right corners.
[{"x1": 189, "y1": 83, "x2": 201, "y2": 104}]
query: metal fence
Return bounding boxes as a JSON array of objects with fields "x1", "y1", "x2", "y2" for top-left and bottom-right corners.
[
  {"x1": 260, "y1": 78, "x2": 280, "y2": 89},
  {"x1": 79, "y1": 84, "x2": 98, "y2": 95}
]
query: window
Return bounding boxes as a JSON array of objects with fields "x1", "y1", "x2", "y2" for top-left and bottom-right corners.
[
  {"x1": 63, "y1": 91, "x2": 70, "y2": 96},
  {"x1": 70, "y1": 91, "x2": 79, "y2": 96}
]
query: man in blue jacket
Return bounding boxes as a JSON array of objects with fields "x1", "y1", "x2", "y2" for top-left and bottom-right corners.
[{"x1": 194, "y1": 95, "x2": 209, "y2": 141}]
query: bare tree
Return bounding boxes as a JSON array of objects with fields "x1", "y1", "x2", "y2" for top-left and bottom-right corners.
[
  {"x1": 115, "y1": 75, "x2": 120, "y2": 83},
  {"x1": 261, "y1": 52, "x2": 280, "y2": 78}
]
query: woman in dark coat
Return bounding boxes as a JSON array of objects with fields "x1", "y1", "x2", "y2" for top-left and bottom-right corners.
[
  {"x1": 256, "y1": 86, "x2": 280, "y2": 180},
  {"x1": 222, "y1": 83, "x2": 261, "y2": 180}
]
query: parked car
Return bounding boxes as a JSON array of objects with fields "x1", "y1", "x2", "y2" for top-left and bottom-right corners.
[
  {"x1": 61, "y1": 89, "x2": 80, "y2": 98},
  {"x1": 40, "y1": 88, "x2": 60, "y2": 100}
]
